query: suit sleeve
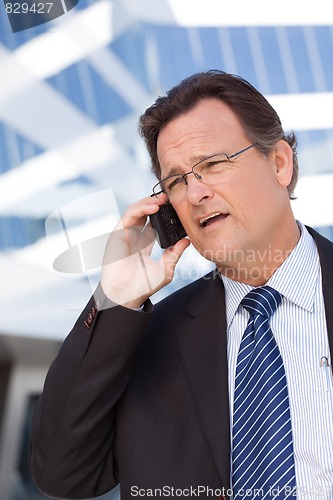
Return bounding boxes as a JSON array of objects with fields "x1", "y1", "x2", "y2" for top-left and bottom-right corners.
[{"x1": 29, "y1": 284, "x2": 153, "y2": 499}]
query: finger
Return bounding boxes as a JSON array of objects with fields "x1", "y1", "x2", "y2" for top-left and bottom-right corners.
[
  {"x1": 141, "y1": 221, "x2": 158, "y2": 254},
  {"x1": 103, "y1": 226, "x2": 156, "y2": 265},
  {"x1": 161, "y1": 238, "x2": 191, "y2": 279},
  {"x1": 116, "y1": 195, "x2": 167, "y2": 230}
]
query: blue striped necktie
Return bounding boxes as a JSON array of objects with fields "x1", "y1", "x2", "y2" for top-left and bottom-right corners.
[{"x1": 232, "y1": 286, "x2": 296, "y2": 499}]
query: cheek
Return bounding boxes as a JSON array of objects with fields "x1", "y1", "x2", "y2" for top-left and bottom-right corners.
[
  {"x1": 235, "y1": 170, "x2": 277, "y2": 212},
  {"x1": 176, "y1": 206, "x2": 192, "y2": 233},
  {"x1": 223, "y1": 194, "x2": 271, "y2": 240},
  {"x1": 183, "y1": 221, "x2": 199, "y2": 244}
]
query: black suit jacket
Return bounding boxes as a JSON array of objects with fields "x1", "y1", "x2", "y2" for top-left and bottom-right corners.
[{"x1": 29, "y1": 227, "x2": 333, "y2": 499}]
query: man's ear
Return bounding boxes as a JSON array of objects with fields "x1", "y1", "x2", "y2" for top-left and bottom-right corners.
[{"x1": 274, "y1": 139, "x2": 293, "y2": 188}]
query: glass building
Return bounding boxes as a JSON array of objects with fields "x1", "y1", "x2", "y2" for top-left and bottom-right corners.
[{"x1": 0, "y1": 0, "x2": 332, "y2": 497}]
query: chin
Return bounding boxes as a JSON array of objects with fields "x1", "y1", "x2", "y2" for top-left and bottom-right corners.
[{"x1": 196, "y1": 241, "x2": 228, "y2": 265}]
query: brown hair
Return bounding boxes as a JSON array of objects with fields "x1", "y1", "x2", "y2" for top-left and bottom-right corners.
[{"x1": 139, "y1": 70, "x2": 298, "y2": 199}]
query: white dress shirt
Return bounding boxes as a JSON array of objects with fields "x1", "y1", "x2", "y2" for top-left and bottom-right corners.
[{"x1": 222, "y1": 222, "x2": 333, "y2": 499}]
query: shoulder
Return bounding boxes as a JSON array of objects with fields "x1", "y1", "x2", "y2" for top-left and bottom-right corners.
[
  {"x1": 155, "y1": 269, "x2": 222, "y2": 311},
  {"x1": 146, "y1": 269, "x2": 224, "y2": 335},
  {"x1": 136, "y1": 269, "x2": 224, "y2": 360}
]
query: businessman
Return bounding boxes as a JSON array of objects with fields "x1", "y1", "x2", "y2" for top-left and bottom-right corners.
[{"x1": 29, "y1": 71, "x2": 333, "y2": 499}]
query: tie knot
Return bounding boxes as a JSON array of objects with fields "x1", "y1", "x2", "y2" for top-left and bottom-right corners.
[{"x1": 241, "y1": 285, "x2": 282, "y2": 318}]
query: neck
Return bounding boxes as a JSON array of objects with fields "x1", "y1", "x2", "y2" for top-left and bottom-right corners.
[{"x1": 218, "y1": 220, "x2": 301, "y2": 286}]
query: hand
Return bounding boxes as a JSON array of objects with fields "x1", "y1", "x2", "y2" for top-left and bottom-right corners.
[{"x1": 100, "y1": 194, "x2": 190, "y2": 309}]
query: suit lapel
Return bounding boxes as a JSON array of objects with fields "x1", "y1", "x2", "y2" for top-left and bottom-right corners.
[
  {"x1": 176, "y1": 272, "x2": 230, "y2": 488},
  {"x1": 306, "y1": 226, "x2": 333, "y2": 360}
]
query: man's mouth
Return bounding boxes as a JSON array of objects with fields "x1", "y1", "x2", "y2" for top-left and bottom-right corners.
[{"x1": 199, "y1": 212, "x2": 229, "y2": 228}]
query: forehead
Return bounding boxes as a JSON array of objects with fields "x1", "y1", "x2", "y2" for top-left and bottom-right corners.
[{"x1": 157, "y1": 98, "x2": 246, "y2": 174}]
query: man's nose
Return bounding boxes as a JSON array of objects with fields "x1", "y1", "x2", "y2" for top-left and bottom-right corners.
[{"x1": 184, "y1": 173, "x2": 214, "y2": 204}]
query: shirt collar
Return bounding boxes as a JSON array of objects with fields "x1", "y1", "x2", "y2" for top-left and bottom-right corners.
[{"x1": 221, "y1": 222, "x2": 320, "y2": 328}]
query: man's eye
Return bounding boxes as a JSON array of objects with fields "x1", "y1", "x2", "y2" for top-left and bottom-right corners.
[
  {"x1": 166, "y1": 176, "x2": 183, "y2": 191},
  {"x1": 203, "y1": 158, "x2": 228, "y2": 171}
]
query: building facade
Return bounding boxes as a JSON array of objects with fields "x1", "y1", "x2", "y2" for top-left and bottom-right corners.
[{"x1": 0, "y1": 0, "x2": 332, "y2": 498}]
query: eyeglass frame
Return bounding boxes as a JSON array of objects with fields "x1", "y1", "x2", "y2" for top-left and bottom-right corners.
[{"x1": 151, "y1": 143, "x2": 256, "y2": 200}]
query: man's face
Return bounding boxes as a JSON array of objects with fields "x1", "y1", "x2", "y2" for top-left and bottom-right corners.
[{"x1": 156, "y1": 98, "x2": 294, "y2": 272}]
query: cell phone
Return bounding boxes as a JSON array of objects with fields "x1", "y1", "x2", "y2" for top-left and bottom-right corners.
[{"x1": 150, "y1": 203, "x2": 187, "y2": 249}]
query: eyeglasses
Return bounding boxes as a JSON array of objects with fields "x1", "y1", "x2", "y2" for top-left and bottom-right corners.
[{"x1": 152, "y1": 143, "x2": 256, "y2": 204}]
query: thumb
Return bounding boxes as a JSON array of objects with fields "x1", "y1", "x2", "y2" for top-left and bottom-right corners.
[{"x1": 162, "y1": 238, "x2": 191, "y2": 282}]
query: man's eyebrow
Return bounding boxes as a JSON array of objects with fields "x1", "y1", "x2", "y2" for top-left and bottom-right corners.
[{"x1": 162, "y1": 166, "x2": 186, "y2": 177}]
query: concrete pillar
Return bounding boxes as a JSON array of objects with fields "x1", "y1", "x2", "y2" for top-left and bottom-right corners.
[{"x1": 0, "y1": 363, "x2": 47, "y2": 500}]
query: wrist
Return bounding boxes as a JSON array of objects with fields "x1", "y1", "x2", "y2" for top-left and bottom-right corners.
[{"x1": 100, "y1": 282, "x2": 148, "y2": 310}]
